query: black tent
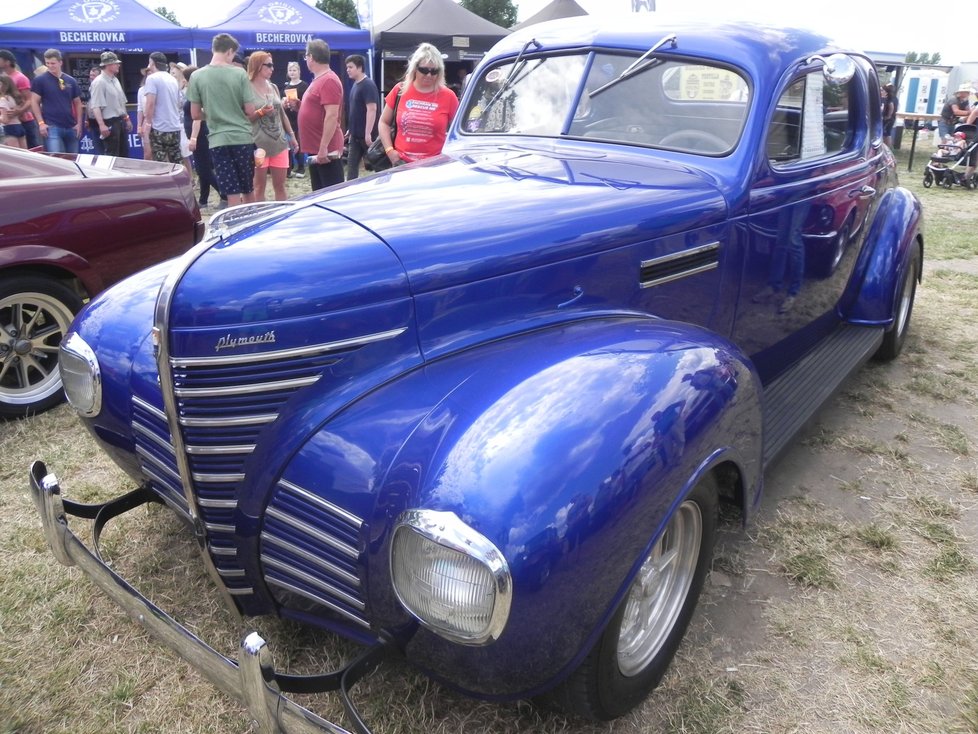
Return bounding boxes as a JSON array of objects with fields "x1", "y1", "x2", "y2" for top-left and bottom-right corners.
[
  {"x1": 511, "y1": 0, "x2": 588, "y2": 31},
  {"x1": 373, "y1": 0, "x2": 509, "y2": 62}
]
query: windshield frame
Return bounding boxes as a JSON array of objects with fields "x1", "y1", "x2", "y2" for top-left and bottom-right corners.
[{"x1": 457, "y1": 47, "x2": 753, "y2": 157}]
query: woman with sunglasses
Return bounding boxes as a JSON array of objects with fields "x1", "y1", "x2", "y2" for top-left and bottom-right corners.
[
  {"x1": 247, "y1": 52, "x2": 298, "y2": 201},
  {"x1": 378, "y1": 42, "x2": 459, "y2": 167}
]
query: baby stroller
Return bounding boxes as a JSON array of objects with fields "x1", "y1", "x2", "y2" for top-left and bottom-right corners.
[{"x1": 924, "y1": 124, "x2": 978, "y2": 189}]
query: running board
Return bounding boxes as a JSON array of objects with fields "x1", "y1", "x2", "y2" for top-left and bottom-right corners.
[{"x1": 762, "y1": 324, "x2": 884, "y2": 466}]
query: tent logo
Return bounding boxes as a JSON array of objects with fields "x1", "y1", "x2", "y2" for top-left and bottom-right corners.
[
  {"x1": 68, "y1": 0, "x2": 121, "y2": 24},
  {"x1": 258, "y1": 2, "x2": 303, "y2": 25}
]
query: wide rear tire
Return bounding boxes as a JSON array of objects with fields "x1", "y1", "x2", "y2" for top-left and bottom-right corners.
[{"x1": 543, "y1": 475, "x2": 718, "y2": 720}]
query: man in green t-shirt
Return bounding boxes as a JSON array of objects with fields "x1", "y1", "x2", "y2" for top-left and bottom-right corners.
[{"x1": 187, "y1": 33, "x2": 262, "y2": 205}]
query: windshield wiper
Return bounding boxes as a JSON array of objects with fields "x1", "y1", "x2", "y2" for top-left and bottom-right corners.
[
  {"x1": 482, "y1": 38, "x2": 542, "y2": 116},
  {"x1": 590, "y1": 33, "x2": 677, "y2": 98}
]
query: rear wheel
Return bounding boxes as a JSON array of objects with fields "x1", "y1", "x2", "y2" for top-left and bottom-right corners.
[
  {"x1": 874, "y1": 245, "x2": 920, "y2": 362},
  {"x1": 0, "y1": 276, "x2": 82, "y2": 417},
  {"x1": 543, "y1": 475, "x2": 718, "y2": 720},
  {"x1": 922, "y1": 171, "x2": 933, "y2": 188}
]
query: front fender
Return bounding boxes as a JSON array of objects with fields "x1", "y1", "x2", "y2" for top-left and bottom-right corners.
[
  {"x1": 351, "y1": 316, "x2": 763, "y2": 698},
  {"x1": 842, "y1": 186, "x2": 922, "y2": 325}
]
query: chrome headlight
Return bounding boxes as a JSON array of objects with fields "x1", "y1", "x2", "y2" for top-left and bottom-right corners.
[
  {"x1": 59, "y1": 333, "x2": 101, "y2": 417},
  {"x1": 391, "y1": 510, "x2": 511, "y2": 645}
]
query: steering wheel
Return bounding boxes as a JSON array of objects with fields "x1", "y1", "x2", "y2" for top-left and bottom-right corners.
[{"x1": 658, "y1": 129, "x2": 729, "y2": 153}]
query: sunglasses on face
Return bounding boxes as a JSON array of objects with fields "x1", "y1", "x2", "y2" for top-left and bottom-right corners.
[
  {"x1": 262, "y1": 62, "x2": 274, "y2": 68},
  {"x1": 416, "y1": 66, "x2": 438, "y2": 76}
]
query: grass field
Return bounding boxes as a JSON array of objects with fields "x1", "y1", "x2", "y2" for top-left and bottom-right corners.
[{"x1": 1, "y1": 142, "x2": 976, "y2": 734}]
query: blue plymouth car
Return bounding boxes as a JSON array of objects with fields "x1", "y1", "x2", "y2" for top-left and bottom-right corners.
[{"x1": 30, "y1": 18, "x2": 921, "y2": 732}]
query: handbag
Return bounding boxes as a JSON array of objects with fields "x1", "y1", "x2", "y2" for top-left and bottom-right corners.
[{"x1": 365, "y1": 83, "x2": 403, "y2": 172}]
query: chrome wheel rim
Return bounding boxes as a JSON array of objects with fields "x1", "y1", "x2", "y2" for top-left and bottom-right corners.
[
  {"x1": 0, "y1": 291, "x2": 73, "y2": 406},
  {"x1": 617, "y1": 500, "x2": 702, "y2": 677},
  {"x1": 893, "y1": 259, "x2": 916, "y2": 338}
]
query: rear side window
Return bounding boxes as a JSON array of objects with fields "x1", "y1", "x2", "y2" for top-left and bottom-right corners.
[{"x1": 767, "y1": 72, "x2": 853, "y2": 164}]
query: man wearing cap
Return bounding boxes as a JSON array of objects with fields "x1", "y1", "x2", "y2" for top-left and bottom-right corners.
[
  {"x1": 89, "y1": 51, "x2": 131, "y2": 158},
  {"x1": 143, "y1": 51, "x2": 183, "y2": 164},
  {"x1": 30, "y1": 48, "x2": 83, "y2": 153},
  {"x1": 0, "y1": 49, "x2": 40, "y2": 148},
  {"x1": 939, "y1": 84, "x2": 972, "y2": 141}
]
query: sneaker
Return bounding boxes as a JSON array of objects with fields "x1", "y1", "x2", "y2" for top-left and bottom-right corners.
[
  {"x1": 294, "y1": 171, "x2": 306, "y2": 179},
  {"x1": 778, "y1": 295, "x2": 797, "y2": 314},
  {"x1": 752, "y1": 285, "x2": 777, "y2": 304},
  {"x1": 286, "y1": 169, "x2": 294, "y2": 179}
]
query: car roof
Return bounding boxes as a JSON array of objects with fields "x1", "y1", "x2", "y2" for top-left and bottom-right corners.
[{"x1": 494, "y1": 17, "x2": 850, "y2": 95}]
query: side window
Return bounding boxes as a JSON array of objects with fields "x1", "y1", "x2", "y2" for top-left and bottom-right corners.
[{"x1": 767, "y1": 73, "x2": 853, "y2": 165}]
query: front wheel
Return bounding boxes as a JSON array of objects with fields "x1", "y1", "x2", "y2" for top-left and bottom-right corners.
[
  {"x1": 874, "y1": 245, "x2": 920, "y2": 362},
  {"x1": 543, "y1": 475, "x2": 718, "y2": 720},
  {"x1": 0, "y1": 276, "x2": 83, "y2": 417},
  {"x1": 923, "y1": 171, "x2": 933, "y2": 188}
]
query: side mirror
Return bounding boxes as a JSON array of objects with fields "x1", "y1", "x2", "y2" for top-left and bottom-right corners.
[{"x1": 806, "y1": 53, "x2": 856, "y2": 85}]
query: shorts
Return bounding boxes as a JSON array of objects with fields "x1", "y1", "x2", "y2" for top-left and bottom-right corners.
[
  {"x1": 211, "y1": 144, "x2": 256, "y2": 196},
  {"x1": 150, "y1": 129, "x2": 183, "y2": 164},
  {"x1": 3, "y1": 122, "x2": 26, "y2": 138},
  {"x1": 256, "y1": 147, "x2": 289, "y2": 169}
]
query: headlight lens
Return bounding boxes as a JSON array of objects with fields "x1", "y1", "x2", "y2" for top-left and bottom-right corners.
[
  {"x1": 59, "y1": 333, "x2": 101, "y2": 417},
  {"x1": 391, "y1": 510, "x2": 511, "y2": 645}
]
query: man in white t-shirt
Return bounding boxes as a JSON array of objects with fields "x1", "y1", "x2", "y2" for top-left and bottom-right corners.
[{"x1": 142, "y1": 51, "x2": 183, "y2": 164}]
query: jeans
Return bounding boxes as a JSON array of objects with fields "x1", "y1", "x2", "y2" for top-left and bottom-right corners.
[
  {"x1": 43, "y1": 125, "x2": 80, "y2": 154},
  {"x1": 346, "y1": 136, "x2": 368, "y2": 180},
  {"x1": 23, "y1": 118, "x2": 40, "y2": 149}
]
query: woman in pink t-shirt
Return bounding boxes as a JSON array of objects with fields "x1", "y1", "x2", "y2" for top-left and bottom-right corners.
[{"x1": 378, "y1": 43, "x2": 459, "y2": 166}]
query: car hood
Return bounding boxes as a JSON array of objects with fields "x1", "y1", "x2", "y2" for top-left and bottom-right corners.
[
  {"x1": 168, "y1": 146, "x2": 726, "y2": 333},
  {"x1": 319, "y1": 145, "x2": 728, "y2": 293}
]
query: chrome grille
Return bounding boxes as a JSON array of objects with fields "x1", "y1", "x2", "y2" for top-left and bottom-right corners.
[
  {"x1": 134, "y1": 329, "x2": 403, "y2": 610},
  {"x1": 260, "y1": 478, "x2": 369, "y2": 628}
]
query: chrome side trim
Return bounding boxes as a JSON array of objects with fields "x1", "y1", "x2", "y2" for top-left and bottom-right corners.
[
  {"x1": 186, "y1": 444, "x2": 256, "y2": 455},
  {"x1": 279, "y1": 479, "x2": 363, "y2": 528},
  {"x1": 192, "y1": 472, "x2": 246, "y2": 483},
  {"x1": 261, "y1": 532, "x2": 361, "y2": 587},
  {"x1": 198, "y1": 498, "x2": 239, "y2": 509},
  {"x1": 266, "y1": 506, "x2": 359, "y2": 559},
  {"x1": 180, "y1": 414, "x2": 278, "y2": 428},
  {"x1": 133, "y1": 395, "x2": 167, "y2": 423},
  {"x1": 640, "y1": 241, "x2": 721, "y2": 288},
  {"x1": 174, "y1": 375, "x2": 322, "y2": 398},
  {"x1": 264, "y1": 577, "x2": 371, "y2": 629},
  {"x1": 261, "y1": 555, "x2": 366, "y2": 610},
  {"x1": 170, "y1": 328, "x2": 407, "y2": 368}
]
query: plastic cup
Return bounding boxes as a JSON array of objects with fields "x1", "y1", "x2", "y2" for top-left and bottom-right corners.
[
  {"x1": 254, "y1": 148, "x2": 266, "y2": 165},
  {"x1": 285, "y1": 88, "x2": 298, "y2": 100}
]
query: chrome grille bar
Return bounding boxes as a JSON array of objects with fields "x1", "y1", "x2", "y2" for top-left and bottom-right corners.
[{"x1": 265, "y1": 507, "x2": 358, "y2": 559}]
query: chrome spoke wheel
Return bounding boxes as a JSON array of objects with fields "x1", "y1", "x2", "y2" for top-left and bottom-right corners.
[
  {"x1": 0, "y1": 290, "x2": 74, "y2": 408},
  {"x1": 617, "y1": 499, "x2": 702, "y2": 677}
]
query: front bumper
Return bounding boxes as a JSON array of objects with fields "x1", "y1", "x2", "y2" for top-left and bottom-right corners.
[{"x1": 28, "y1": 460, "x2": 392, "y2": 734}]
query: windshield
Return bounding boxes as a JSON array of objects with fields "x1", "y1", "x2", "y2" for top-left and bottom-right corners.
[{"x1": 461, "y1": 51, "x2": 750, "y2": 155}]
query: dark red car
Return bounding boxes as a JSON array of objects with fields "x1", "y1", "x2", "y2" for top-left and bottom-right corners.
[{"x1": 0, "y1": 147, "x2": 203, "y2": 416}]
